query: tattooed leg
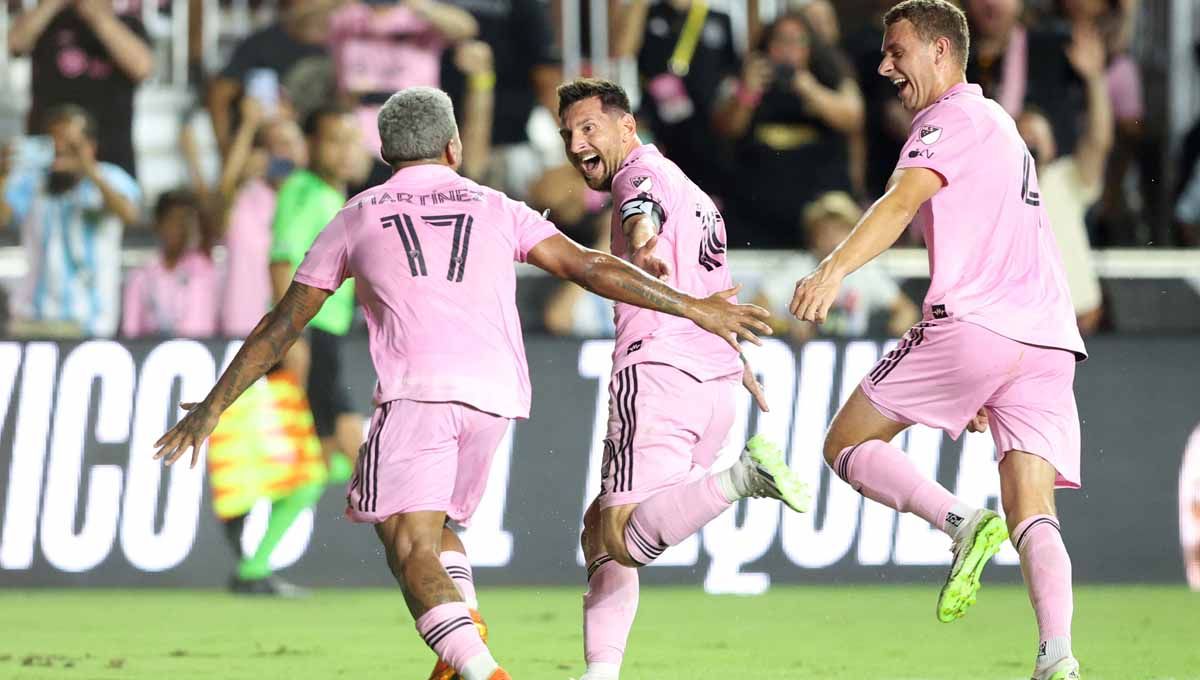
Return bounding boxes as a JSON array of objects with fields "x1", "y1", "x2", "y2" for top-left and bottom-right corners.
[{"x1": 373, "y1": 511, "x2": 462, "y2": 617}]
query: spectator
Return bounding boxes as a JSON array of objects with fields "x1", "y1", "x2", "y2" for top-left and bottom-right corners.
[
  {"x1": 441, "y1": 0, "x2": 559, "y2": 199},
  {"x1": 213, "y1": 98, "x2": 309, "y2": 337},
  {"x1": 1017, "y1": 24, "x2": 1111, "y2": 335},
  {"x1": 122, "y1": 190, "x2": 218, "y2": 338},
  {"x1": 615, "y1": 0, "x2": 740, "y2": 195},
  {"x1": 270, "y1": 105, "x2": 366, "y2": 472},
  {"x1": 714, "y1": 12, "x2": 864, "y2": 249},
  {"x1": 330, "y1": 0, "x2": 477, "y2": 185},
  {"x1": 756, "y1": 191, "x2": 919, "y2": 342},
  {"x1": 965, "y1": 0, "x2": 1085, "y2": 156},
  {"x1": 846, "y1": 0, "x2": 915, "y2": 201},
  {"x1": 9, "y1": 0, "x2": 153, "y2": 177},
  {"x1": 1175, "y1": 41, "x2": 1200, "y2": 247},
  {"x1": 453, "y1": 41, "x2": 497, "y2": 183},
  {"x1": 1057, "y1": 0, "x2": 1145, "y2": 246},
  {"x1": 1, "y1": 105, "x2": 141, "y2": 338},
  {"x1": 205, "y1": 0, "x2": 338, "y2": 158}
]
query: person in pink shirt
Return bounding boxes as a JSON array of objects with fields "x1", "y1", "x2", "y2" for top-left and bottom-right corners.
[
  {"x1": 122, "y1": 190, "x2": 217, "y2": 338},
  {"x1": 791, "y1": 2, "x2": 1087, "y2": 678},
  {"x1": 214, "y1": 101, "x2": 309, "y2": 337},
  {"x1": 151, "y1": 86, "x2": 771, "y2": 680},
  {"x1": 557, "y1": 79, "x2": 812, "y2": 680},
  {"x1": 330, "y1": 0, "x2": 476, "y2": 181}
]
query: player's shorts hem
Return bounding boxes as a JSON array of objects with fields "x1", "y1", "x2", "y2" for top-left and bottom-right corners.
[
  {"x1": 994, "y1": 449, "x2": 1081, "y2": 490},
  {"x1": 344, "y1": 502, "x2": 474, "y2": 526},
  {"x1": 860, "y1": 383, "x2": 918, "y2": 428}
]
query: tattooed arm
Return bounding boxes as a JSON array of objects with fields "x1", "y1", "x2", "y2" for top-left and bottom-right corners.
[
  {"x1": 526, "y1": 234, "x2": 771, "y2": 352},
  {"x1": 152, "y1": 281, "x2": 330, "y2": 468}
]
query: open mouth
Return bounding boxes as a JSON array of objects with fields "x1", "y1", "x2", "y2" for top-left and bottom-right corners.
[
  {"x1": 579, "y1": 153, "x2": 602, "y2": 175},
  {"x1": 892, "y1": 77, "x2": 910, "y2": 98}
]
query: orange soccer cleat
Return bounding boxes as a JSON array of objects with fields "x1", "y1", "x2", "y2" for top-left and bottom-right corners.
[
  {"x1": 426, "y1": 609, "x2": 490, "y2": 680},
  {"x1": 487, "y1": 670, "x2": 511, "y2": 680}
]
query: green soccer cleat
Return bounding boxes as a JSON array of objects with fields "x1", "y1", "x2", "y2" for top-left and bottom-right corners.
[
  {"x1": 1033, "y1": 656, "x2": 1081, "y2": 680},
  {"x1": 936, "y1": 508, "x2": 1008, "y2": 622},
  {"x1": 739, "y1": 435, "x2": 813, "y2": 513}
]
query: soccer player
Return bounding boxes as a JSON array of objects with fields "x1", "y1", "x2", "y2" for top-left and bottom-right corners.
[
  {"x1": 790, "y1": 2, "x2": 1087, "y2": 678},
  {"x1": 557, "y1": 79, "x2": 812, "y2": 680},
  {"x1": 152, "y1": 87, "x2": 772, "y2": 680}
]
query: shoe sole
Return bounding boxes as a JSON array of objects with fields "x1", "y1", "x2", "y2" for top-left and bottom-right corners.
[
  {"x1": 746, "y1": 436, "x2": 812, "y2": 513},
  {"x1": 937, "y1": 512, "x2": 1008, "y2": 622}
]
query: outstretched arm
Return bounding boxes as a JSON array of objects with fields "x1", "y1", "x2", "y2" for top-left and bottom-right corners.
[
  {"x1": 526, "y1": 233, "x2": 771, "y2": 351},
  {"x1": 153, "y1": 281, "x2": 330, "y2": 467},
  {"x1": 791, "y1": 166, "x2": 941, "y2": 323}
]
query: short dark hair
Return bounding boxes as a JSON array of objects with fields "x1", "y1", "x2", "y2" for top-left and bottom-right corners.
[
  {"x1": 556, "y1": 78, "x2": 631, "y2": 122},
  {"x1": 43, "y1": 104, "x2": 98, "y2": 142},
  {"x1": 883, "y1": 0, "x2": 970, "y2": 68},
  {"x1": 302, "y1": 104, "x2": 354, "y2": 139},
  {"x1": 154, "y1": 188, "x2": 202, "y2": 223}
]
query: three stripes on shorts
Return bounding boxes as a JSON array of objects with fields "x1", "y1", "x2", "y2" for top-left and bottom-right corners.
[
  {"x1": 605, "y1": 365, "x2": 640, "y2": 494},
  {"x1": 869, "y1": 322, "x2": 933, "y2": 386},
  {"x1": 351, "y1": 401, "x2": 393, "y2": 513}
]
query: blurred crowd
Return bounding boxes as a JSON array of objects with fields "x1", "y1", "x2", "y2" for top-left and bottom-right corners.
[{"x1": 0, "y1": 0, "x2": 1189, "y2": 344}]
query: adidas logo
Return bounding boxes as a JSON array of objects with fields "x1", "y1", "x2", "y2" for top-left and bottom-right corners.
[
  {"x1": 946, "y1": 512, "x2": 965, "y2": 528},
  {"x1": 1038, "y1": 641, "x2": 1047, "y2": 657}
]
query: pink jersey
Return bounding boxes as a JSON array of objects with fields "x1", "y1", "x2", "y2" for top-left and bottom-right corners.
[
  {"x1": 894, "y1": 83, "x2": 1087, "y2": 359},
  {"x1": 219, "y1": 179, "x2": 276, "y2": 336},
  {"x1": 293, "y1": 164, "x2": 561, "y2": 419},
  {"x1": 608, "y1": 145, "x2": 742, "y2": 381},
  {"x1": 122, "y1": 250, "x2": 218, "y2": 338}
]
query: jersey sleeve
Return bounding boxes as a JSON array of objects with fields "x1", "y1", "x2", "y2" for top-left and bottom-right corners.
[
  {"x1": 294, "y1": 213, "x2": 351, "y2": 292},
  {"x1": 611, "y1": 164, "x2": 669, "y2": 234},
  {"x1": 509, "y1": 198, "x2": 562, "y2": 262},
  {"x1": 894, "y1": 104, "x2": 978, "y2": 187}
]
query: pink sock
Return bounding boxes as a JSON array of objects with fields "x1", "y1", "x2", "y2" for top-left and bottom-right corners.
[
  {"x1": 1014, "y1": 515, "x2": 1073, "y2": 646},
  {"x1": 835, "y1": 441, "x2": 965, "y2": 535},
  {"x1": 584, "y1": 555, "x2": 640, "y2": 665},
  {"x1": 415, "y1": 602, "x2": 488, "y2": 672},
  {"x1": 624, "y1": 476, "x2": 731, "y2": 565},
  {"x1": 440, "y1": 551, "x2": 479, "y2": 609}
]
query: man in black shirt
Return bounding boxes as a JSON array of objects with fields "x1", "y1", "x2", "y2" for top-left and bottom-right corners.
[
  {"x1": 206, "y1": 0, "x2": 337, "y2": 157},
  {"x1": 965, "y1": 0, "x2": 1084, "y2": 156},
  {"x1": 10, "y1": 0, "x2": 153, "y2": 178},
  {"x1": 615, "y1": 0, "x2": 740, "y2": 195},
  {"x1": 440, "y1": 0, "x2": 560, "y2": 198}
]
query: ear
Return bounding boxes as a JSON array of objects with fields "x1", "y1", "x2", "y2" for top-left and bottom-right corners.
[
  {"x1": 446, "y1": 135, "x2": 463, "y2": 169},
  {"x1": 933, "y1": 35, "x2": 951, "y2": 65},
  {"x1": 620, "y1": 111, "x2": 637, "y2": 140}
]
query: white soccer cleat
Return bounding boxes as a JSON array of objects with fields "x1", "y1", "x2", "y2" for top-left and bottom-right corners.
[
  {"x1": 730, "y1": 436, "x2": 812, "y2": 513},
  {"x1": 1032, "y1": 656, "x2": 1081, "y2": 680}
]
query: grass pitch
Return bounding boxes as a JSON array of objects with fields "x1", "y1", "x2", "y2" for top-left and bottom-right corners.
[{"x1": 1, "y1": 585, "x2": 1195, "y2": 679}]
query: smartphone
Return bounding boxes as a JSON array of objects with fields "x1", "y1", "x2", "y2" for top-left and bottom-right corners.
[{"x1": 245, "y1": 68, "x2": 279, "y2": 116}]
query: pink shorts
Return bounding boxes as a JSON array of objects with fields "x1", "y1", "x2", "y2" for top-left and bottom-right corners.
[
  {"x1": 860, "y1": 319, "x2": 1081, "y2": 488},
  {"x1": 345, "y1": 399, "x2": 511, "y2": 525},
  {"x1": 598, "y1": 362, "x2": 737, "y2": 509}
]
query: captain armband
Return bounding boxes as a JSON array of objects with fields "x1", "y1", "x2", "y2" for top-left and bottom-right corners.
[{"x1": 619, "y1": 196, "x2": 666, "y2": 232}]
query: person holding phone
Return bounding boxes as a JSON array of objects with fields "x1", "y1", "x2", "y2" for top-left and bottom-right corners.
[
  {"x1": 713, "y1": 11, "x2": 864, "y2": 249},
  {"x1": 1, "y1": 105, "x2": 141, "y2": 338}
]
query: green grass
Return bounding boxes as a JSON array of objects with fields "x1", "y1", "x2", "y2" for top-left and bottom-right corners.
[{"x1": 0, "y1": 585, "x2": 1196, "y2": 679}]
